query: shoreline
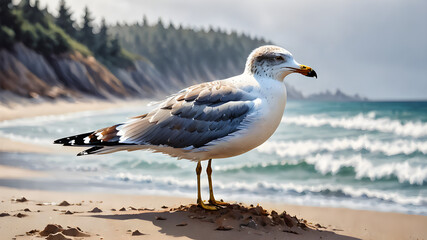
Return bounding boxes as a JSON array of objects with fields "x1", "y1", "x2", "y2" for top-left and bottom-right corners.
[
  {"x1": 0, "y1": 98, "x2": 150, "y2": 122},
  {"x1": 1, "y1": 100, "x2": 427, "y2": 239}
]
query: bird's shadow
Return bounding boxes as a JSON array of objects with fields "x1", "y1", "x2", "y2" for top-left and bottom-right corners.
[{"x1": 90, "y1": 207, "x2": 361, "y2": 240}]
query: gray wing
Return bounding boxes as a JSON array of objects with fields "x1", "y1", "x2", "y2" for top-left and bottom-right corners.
[{"x1": 118, "y1": 81, "x2": 257, "y2": 149}]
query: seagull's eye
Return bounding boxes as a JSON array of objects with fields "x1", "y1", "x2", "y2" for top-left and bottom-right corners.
[{"x1": 275, "y1": 56, "x2": 284, "y2": 61}]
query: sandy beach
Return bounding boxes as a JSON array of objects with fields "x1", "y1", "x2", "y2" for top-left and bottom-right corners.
[{"x1": 1, "y1": 100, "x2": 427, "y2": 240}]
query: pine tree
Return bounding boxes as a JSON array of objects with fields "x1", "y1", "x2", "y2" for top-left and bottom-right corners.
[
  {"x1": 0, "y1": 0, "x2": 18, "y2": 49},
  {"x1": 56, "y1": 0, "x2": 76, "y2": 38},
  {"x1": 110, "y1": 34, "x2": 120, "y2": 56},
  {"x1": 96, "y1": 18, "x2": 109, "y2": 56},
  {"x1": 142, "y1": 15, "x2": 148, "y2": 26},
  {"x1": 79, "y1": 6, "x2": 95, "y2": 48},
  {"x1": 0, "y1": 0, "x2": 14, "y2": 25},
  {"x1": 98, "y1": 18, "x2": 108, "y2": 40},
  {"x1": 21, "y1": 0, "x2": 47, "y2": 27}
]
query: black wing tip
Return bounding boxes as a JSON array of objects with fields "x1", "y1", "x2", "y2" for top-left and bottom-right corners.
[
  {"x1": 53, "y1": 138, "x2": 68, "y2": 144},
  {"x1": 77, "y1": 146, "x2": 104, "y2": 156}
]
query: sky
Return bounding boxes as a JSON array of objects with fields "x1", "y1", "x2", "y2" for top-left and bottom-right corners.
[{"x1": 35, "y1": 0, "x2": 427, "y2": 100}]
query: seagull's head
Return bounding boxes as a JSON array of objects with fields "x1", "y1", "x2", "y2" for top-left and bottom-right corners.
[{"x1": 245, "y1": 45, "x2": 317, "y2": 81}]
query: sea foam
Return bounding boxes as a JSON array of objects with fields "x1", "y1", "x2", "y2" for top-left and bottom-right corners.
[
  {"x1": 282, "y1": 113, "x2": 427, "y2": 138},
  {"x1": 257, "y1": 135, "x2": 427, "y2": 157}
]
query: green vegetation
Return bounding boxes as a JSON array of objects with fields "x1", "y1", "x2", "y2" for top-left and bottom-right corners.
[{"x1": 0, "y1": 0, "x2": 132, "y2": 67}]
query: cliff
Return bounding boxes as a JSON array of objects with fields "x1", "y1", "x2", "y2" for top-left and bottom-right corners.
[
  {"x1": 0, "y1": 43, "x2": 164, "y2": 101},
  {"x1": 0, "y1": 43, "x2": 365, "y2": 104}
]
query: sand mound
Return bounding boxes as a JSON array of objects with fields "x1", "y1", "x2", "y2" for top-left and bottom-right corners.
[
  {"x1": 88, "y1": 207, "x2": 102, "y2": 213},
  {"x1": 174, "y1": 204, "x2": 312, "y2": 233},
  {"x1": 58, "y1": 201, "x2": 70, "y2": 206},
  {"x1": 40, "y1": 224, "x2": 63, "y2": 236},
  {"x1": 131, "y1": 230, "x2": 145, "y2": 236},
  {"x1": 37, "y1": 224, "x2": 90, "y2": 238},
  {"x1": 62, "y1": 227, "x2": 90, "y2": 237}
]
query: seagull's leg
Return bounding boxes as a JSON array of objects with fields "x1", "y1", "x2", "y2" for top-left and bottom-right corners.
[
  {"x1": 196, "y1": 161, "x2": 217, "y2": 210},
  {"x1": 207, "y1": 159, "x2": 228, "y2": 206}
]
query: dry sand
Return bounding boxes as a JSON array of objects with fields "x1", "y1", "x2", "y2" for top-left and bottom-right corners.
[
  {"x1": 1, "y1": 100, "x2": 427, "y2": 240},
  {"x1": 1, "y1": 186, "x2": 426, "y2": 240}
]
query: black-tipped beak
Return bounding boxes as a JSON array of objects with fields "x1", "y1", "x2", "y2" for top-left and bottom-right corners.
[
  {"x1": 296, "y1": 65, "x2": 317, "y2": 78},
  {"x1": 307, "y1": 69, "x2": 317, "y2": 78}
]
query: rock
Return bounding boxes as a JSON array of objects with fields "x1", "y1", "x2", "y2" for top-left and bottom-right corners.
[
  {"x1": 131, "y1": 230, "x2": 144, "y2": 236},
  {"x1": 88, "y1": 207, "x2": 102, "y2": 213},
  {"x1": 161, "y1": 205, "x2": 168, "y2": 209},
  {"x1": 58, "y1": 201, "x2": 70, "y2": 206},
  {"x1": 280, "y1": 211, "x2": 295, "y2": 228},
  {"x1": 155, "y1": 216, "x2": 167, "y2": 220},
  {"x1": 45, "y1": 232, "x2": 71, "y2": 240},
  {"x1": 128, "y1": 206, "x2": 137, "y2": 210},
  {"x1": 15, "y1": 213, "x2": 27, "y2": 218},
  {"x1": 240, "y1": 219, "x2": 258, "y2": 229},
  {"x1": 64, "y1": 211, "x2": 73, "y2": 215},
  {"x1": 298, "y1": 222, "x2": 308, "y2": 230},
  {"x1": 0, "y1": 213, "x2": 10, "y2": 217},
  {"x1": 15, "y1": 197, "x2": 28, "y2": 202},
  {"x1": 119, "y1": 207, "x2": 126, "y2": 211},
  {"x1": 216, "y1": 225, "x2": 233, "y2": 231},
  {"x1": 40, "y1": 224, "x2": 63, "y2": 236},
  {"x1": 62, "y1": 228, "x2": 90, "y2": 237},
  {"x1": 248, "y1": 206, "x2": 269, "y2": 216},
  {"x1": 315, "y1": 223, "x2": 325, "y2": 229},
  {"x1": 176, "y1": 223, "x2": 187, "y2": 227},
  {"x1": 258, "y1": 215, "x2": 272, "y2": 227},
  {"x1": 26, "y1": 229, "x2": 39, "y2": 235},
  {"x1": 271, "y1": 210, "x2": 285, "y2": 226},
  {"x1": 283, "y1": 230, "x2": 299, "y2": 235}
]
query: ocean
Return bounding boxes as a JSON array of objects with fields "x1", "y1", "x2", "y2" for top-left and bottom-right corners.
[{"x1": 0, "y1": 101, "x2": 426, "y2": 215}]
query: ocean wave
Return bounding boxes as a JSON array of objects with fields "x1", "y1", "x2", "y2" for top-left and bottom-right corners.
[
  {"x1": 282, "y1": 113, "x2": 427, "y2": 138},
  {"x1": 304, "y1": 154, "x2": 427, "y2": 185},
  {"x1": 257, "y1": 135, "x2": 427, "y2": 156},
  {"x1": 108, "y1": 172, "x2": 427, "y2": 206},
  {"x1": 216, "y1": 154, "x2": 427, "y2": 185}
]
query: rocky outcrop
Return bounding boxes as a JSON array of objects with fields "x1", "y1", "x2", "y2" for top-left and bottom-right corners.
[
  {"x1": 307, "y1": 89, "x2": 368, "y2": 101},
  {"x1": 0, "y1": 47, "x2": 67, "y2": 99},
  {"x1": 0, "y1": 44, "x2": 131, "y2": 100}
]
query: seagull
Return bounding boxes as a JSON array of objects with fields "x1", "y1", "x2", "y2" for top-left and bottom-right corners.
[{"x1": 54, "y1": 45, "x2": 317, "y2": 210}]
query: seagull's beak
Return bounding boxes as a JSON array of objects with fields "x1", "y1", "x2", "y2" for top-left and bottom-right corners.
[{"x1": 297, "y1": 65, "x2": 317, "y2": 78}]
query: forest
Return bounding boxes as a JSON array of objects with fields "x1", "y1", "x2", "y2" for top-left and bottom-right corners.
[{"x1": 1, "y1": 0, "x2": 268, "y2": 75}]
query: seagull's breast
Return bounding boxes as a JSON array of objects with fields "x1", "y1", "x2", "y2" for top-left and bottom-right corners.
[{"x1": 205, "y1": 78, "x2": 287, "y2": 159}]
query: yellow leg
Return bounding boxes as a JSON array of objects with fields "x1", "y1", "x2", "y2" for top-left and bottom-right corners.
[
  {"x1": 196, "y1": 161, "x2": 217, "y2": 210},
  {"x1": 207, "y1": 159, "x2": 228, "y2": 206}
]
